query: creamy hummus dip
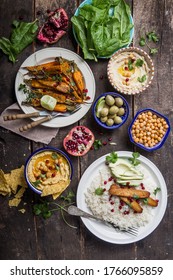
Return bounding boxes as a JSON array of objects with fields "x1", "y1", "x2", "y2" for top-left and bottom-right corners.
[
  {"x1": 108, "y1": 51, "x2": 151, "y2": 94},
  {"x1": 27, "y1": 151, "x2": 71, "y2": 198}
]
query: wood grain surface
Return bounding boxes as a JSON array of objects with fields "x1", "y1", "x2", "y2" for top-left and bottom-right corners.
[{"x1": 0, "y1": 0, "x2": 172, "y2": 260}]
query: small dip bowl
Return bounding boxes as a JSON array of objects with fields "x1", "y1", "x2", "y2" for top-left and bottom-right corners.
[
  {"x1": 128, "y1": 108, "x2": 170, "y2": 151},
  {"x1": 92, "y1": 92, "x2": 129, "y2": 130},
  {"x1": 24, "y1": 147, "x2": 73, "y2": 196},
  {"x1": 107, "y1": 47, "x2": 154, "y2": 95}
]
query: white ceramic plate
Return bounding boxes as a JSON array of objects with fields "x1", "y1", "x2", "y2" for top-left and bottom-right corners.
[
  {"x1": 77, "y1": 151, "x2": 167, "y2": 244},
  {"x1": 15, "y1": 48, "x2": 96, "y2": 128}
]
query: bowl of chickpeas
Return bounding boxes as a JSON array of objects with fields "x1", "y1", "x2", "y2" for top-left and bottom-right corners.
[
  {"x1": 92, "y1": 92, "x2": 129, "y2": 129},
  {"x1": 128, "y1": 108, "x2": 170, "y2": 151}
]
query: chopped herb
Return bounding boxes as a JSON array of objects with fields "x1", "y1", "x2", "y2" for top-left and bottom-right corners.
[
  {"x1": 95, "y1": 187, "x2": 104, "y2": 196},
  {"x1": 143, "y1": 198, "x2": 149, "y2": 204},
  {"x1": 139, "y1": 36, "x2": 146, "y2": 46},
  {"x1": 128, "y1": 152, "x2": 141, "y2": 166},
  {"x1": 128, "y1": 59, "x2": 134, "y2": 70},
  {"x1": 93, "y1": 140, "x2": 102, "y2": 150},
  {"x1": 32, "y1": 180, "x2": 41, "y2": 188},
  {"x1": 146, "y1": 31, "x2": 159, "y2": 43},
  {"x1": 51, "y1": 152, "x2": 59, "y2": 160},
  {"x1": 106, "y1": 152, "x2": 118, "y2": 164},
  {"x1": 135, "y1": 59, "x2": 144, "y2": 67},
  {"x1": 61, "y1": 190, "x2": 75, "y2": 203},
  {"x1": 138, "y1": 75, "x2": 147, "y2": 83},
  {"x1": 150, "y1": 48, "x2": 158, "y2": 55},
  {"x1": 33, "y1": 201, "x2": 51, "y2": 219},
  {"x1": 153, "y1": 187, "x2": 161, "y2": 195},
  {"x1": 133, "y1": 194, "x2": 139, "y2": 199}
]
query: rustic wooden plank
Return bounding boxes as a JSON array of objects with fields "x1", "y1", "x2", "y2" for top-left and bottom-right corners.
[
  {"x1": 133, "y1": 0, "x2": 173, "y2": 259},
  {"x1": 0, "y1": 0, "x2": 37, "y2": 260}
]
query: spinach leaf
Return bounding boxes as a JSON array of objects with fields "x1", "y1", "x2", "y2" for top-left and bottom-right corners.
[{"x1": 0, "y1": 20, "x2": 38, "y2": 63}]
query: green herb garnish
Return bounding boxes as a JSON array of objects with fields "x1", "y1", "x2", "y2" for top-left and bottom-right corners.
[
  {"x1": 128, "y1": 59, "x2": 134, "y2": 70},
  {"x1": 94, "y1": 140, "x2": 102, "y2": 150},
  {"x1": 33, "y1": 191, "x2": 77, "y2": 228},
  {"x1": 95, "y1": 187, "x2": 104, "y2": 196},
  {"x1": 32, "y1": 180, "x2": 41, "y2": 188},
  {"x1": 138, "y1": 75, "x2": 147, "y2": 83},
  {"x1": 135, "y1": 59, "x2": 144, "y2": 67},
  {"x1": 51, "y1": 152, "x2": 59, "y2": 160},
  {"x1": 153, "y1": 187, "x2": 161, "y2": 196},
  {"x1": 146, "y1": 31, "x2": 159, "y2": 43},
  {"x1": 139, "y1": 36, "x2": 146, "y2": 46},
  {"x1": 106, "y1": 152, "x2": 118, "y2": 163},
  {"x1": 128, "y1": 152, "x2": 141, "y2": 166},
  {"x1": 0, "y1": 19, "x2": 38, "y2": 63},
  {"x1": 133, "y1": 194, "x2": 139, "y2": 199}
]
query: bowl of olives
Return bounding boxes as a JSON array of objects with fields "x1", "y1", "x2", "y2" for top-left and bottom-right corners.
[{"x1": 92, "y1": 92, "x2": 129, "y2": 129}]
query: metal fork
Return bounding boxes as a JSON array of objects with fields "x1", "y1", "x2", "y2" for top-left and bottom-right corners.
[
  {"x1": 68, "y1": 205, "x2": 138, "y2": 237},
  {"x1": 18, "y1": 104, "x2": 81, "y2": 132}
]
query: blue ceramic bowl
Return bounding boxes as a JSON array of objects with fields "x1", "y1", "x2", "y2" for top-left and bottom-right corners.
[
  {"x1": 24, "y1": 147, "x2": 73, "y2": 195},
  {"x1": 72, "y1": 0, "x2": 134, "y2": 59},
  {"x1": 92, "y1": 92, "x2": 129, "y2": 130},
  {"x1": 128, "y1": 108, "x2": 171, "y2": 151}
]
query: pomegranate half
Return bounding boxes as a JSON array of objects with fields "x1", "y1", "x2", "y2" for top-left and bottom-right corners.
[{"x1": 63, "y1": 126, "x2": 95, "y2": 156}]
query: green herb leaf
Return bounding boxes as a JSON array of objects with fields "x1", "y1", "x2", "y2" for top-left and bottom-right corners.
[
  {"x1": 0, "y1": 20, "x2": 38, "y2": 63},
  {"x1": 128, "y1": 59, "x2": 134, "y2": 70},
  {"x1": 94, "y1": 140, "x2": 102, "y2": 150},
  {"x1": 33, "y1": 201, "x2": 52, "y2": 219},
  {"x1": 128, "y1": 152, "x2": 141, "y2": 166},
  {"x1": 139, "y1": 37, "x2": 146, "y2": 46},
  {"x1": 153, "y1": 187, "x2": 161, "y2": 196},
  {"x1": 133, "y1": 194, "x2": 139, "y2": 199},
  {"x1": 95, "y1": 187, "x2": 104, "y2": 195},
  {"x1": 51, "y1": 152, "x2": 59, "y2": 160},
  {"x1": 146, "y1": 31, "x2": 159, "y2": 43},
  {"x1": 135, "y1": 59, "x2": 144, "y2": 67},
  {"x1": 150, "y1": 48, "x2": 158, "y2": 55},
  {"x1": 61, "y1": 191, "x2": 75, "y2": 203},
  {"x1": 137, "y1": 75, "x2": 147, "y2": 83},
  {"x1": 106, "y1": 151, "x2": 118, "y2": 163},
  {"x1": 32, "y1": 180, "x2": 41, "y2": 188}
]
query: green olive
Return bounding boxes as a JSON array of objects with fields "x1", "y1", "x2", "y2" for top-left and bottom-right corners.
[
  {"x1": 105, "y1": 95, "x2": 115, "y2": 106},
  {"x1": 100, "y1": 107, "x2": 109, "y2": 117},
  {"x1": 100, "y1": 116, "x2": 108, "y2": 123},
  {"x1": 109, "y1": 105, "x2": 119, "y2": 115},
  {"x1": 114, "y1": 116, "x2": 123, "y2": 124},
  {"x1": 107, "y1": 114, "x2": 117, "y2": 119},
  {"x1": 115, "y1": 97, "x2": 124, "y2": 107},
  {"x1": 117, "y1": 107, "x2": 125, "y2": 116},
  {"x1": 106, "y1": 118, "x2": 114, "y2": 126}
]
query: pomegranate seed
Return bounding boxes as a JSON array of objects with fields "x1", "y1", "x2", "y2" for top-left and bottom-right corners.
[
  {"x1": 110, "y1": 201, "x2": 114, "y2": 205},
  {"x1": 66, "y1": 77, "x2": 70, "y2": 82},
  {"x1": 52, "y1": 172, "x2": 56, "y2": 177},
  {"x1": 103, "y1": 188, "x2": 106, "y2": 192},
  {"x1": 125, "y1": 66, "x2": 129, "y2": 71},
  {"x1": 140, "y1": 183, "x2": 145, "y2": 189},
  {"x1": 108, "y1": 137, "x2": 112, "y2": 141},
  {"x1": 104, "y1": 181, "x2": 107, "y2": 185},
  {"x1": 108, "y1": 177, "x2": 113, "y2": 181},
  {"x1": 45, "y1": 160, "x2": 49, "y2": 164},
  {"x1": 47, "y1": 9, "x2": 51, "y2": 13},
  {"x1": 119, "y1": 205, "x2": 122, "y2": 210},
  {"x1": 125, "y1": 78, "x2": 129, "y2": 82},
  {"x1": 86, "y1": 96, "x2": 91, "y2": 100},
  {"x1": 120, "y1": 200, "x2": 124, "y2": 206},
  {"x1": 83, "y1": 88, "x2": 88, "y2": 93},
  {"x1": 102, "y1": 141, "x2": 107, "y2": 146},
  {"x1": 109, "y1": 195, "x2": 112, "y2": 201},
  {"x1": 111, "y1": 209, "x2": 114, "y2": 212}
]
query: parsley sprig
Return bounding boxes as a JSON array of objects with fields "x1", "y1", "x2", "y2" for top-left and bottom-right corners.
[
  {"x1": 128, "y1": 152, "x2": 141, "y2": 166},
  {"x1": 33, "y1": 191, "x2": 77, "y2": 228},
  {"x1": 106, "y1": 152, "x2": 118, "y2": 163},
  {"x1": 139, "y1": 29, "x2": 159, "y2": 55}
]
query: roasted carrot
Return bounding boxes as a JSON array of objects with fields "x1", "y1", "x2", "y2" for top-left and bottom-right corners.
[
  {"x1": 54, "y1": 103, "x2": 67, "y2": 112},
  {"x1": 25, "y1": 61, "x2": 59, "y2": 72},
  {"x1": 72, "y1": 63, "x2": 85, "y2": 94},
  {"x1": 143, "y1": 197, "x2": 158, "y2": 207}
]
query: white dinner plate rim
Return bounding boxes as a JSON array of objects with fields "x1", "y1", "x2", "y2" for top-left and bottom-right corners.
[
  {"x1": 15, "y1": 47, "x2": 96, "y2": 128},
  {"x1": 77, "y1": 151, "x2": 167, "y2": 244}
]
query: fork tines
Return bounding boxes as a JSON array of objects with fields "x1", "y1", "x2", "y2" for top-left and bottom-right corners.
[{"x1": 110, "y1": 223, "x2": 138, "y2": 236}]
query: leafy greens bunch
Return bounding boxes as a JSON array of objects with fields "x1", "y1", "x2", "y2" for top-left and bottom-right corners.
[
  {"x1": 0, "y1": 20, "x2": 38, "y2": 63},
  {"x1": 71, "y1": 0, "x2": 133, "y2": 61}
]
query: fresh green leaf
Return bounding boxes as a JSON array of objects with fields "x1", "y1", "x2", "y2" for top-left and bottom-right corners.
[
  {"x1": 95, "y1": 187, "x2": 104, "y2": 195},
  {"x1": 139, "y1": 37, "x2": 146, "y2": 46},
  {"x1": 32, "y1": 180, "x2": 41, "y2": 188},
  {"x1": 138, "y1": 75, "x2": 147, "y2": 83},
  {"x1": 135, "y1": 58, "x2": 144, "y2": 67},
  {"x1": 150, "y1": 48, "x2": 158, "y2": 55},
  {"x1": 0, "y1": 20, "x2": 38, "y2": 63},
  {"x1": 33, "y1": 201, "x2": 52, "y2": 219},
  {"x1": 61, "y1": 191, "x2": 75, "y2": 203},
  {"x1": 153, "y1": 187, "x2": 161, "y2": 196},
  {"x1": 93, "y1": 140, "x2": 102, "y2": 150},
  {"x1": 128, "y1": 58, "x2": 134, "y2": 70},
  {"x1": 106, "y1": 151, "x2": 118, "y2": 163},
  {"x1": 146, "y1": 31, "x2": 159, "y2": 43},
  {"x1": 133, "y1": 195, "x2": 139, "y2": 199},
  {"x1": 51, "y1": 152, "x2": 59, "y2": 160},
  {"x1": 128, "y1": 152, "x2": 141, "y2": 166}
]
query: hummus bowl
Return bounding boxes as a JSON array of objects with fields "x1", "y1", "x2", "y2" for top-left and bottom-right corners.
[
  {"x1": 92, "y1": 92, "x2": 129, "y2": 130},
  {"x1": 128, "y1": 108, "x2": 170, "y2": 151},
  {"x1": 107, "y1": 47, "x2": 154, "y2": 95},
  {"x1": 24, "y1": 147, "x2": 73, "y2": 198}
]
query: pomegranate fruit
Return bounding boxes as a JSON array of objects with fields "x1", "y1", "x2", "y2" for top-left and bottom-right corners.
[
  {"x1": 63, "y1": 126, "x2": 95, "y2": 156},
  {"x1": 37, "y1": 8, "x2": 68, "y2": 44}
]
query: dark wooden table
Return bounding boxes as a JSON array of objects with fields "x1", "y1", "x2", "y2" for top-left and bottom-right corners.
[{"x1": 0, "y1": 0, "x2": 172, "y2": 260}]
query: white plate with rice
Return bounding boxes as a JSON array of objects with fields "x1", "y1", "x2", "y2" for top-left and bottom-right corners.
[{"x1": 77, "y1": 151, "x2": 167, "y2": 244}]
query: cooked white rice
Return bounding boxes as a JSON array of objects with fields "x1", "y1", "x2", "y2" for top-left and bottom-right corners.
[{"x1": 85, "y1": 164, "x2": 158, "y2": 229}]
